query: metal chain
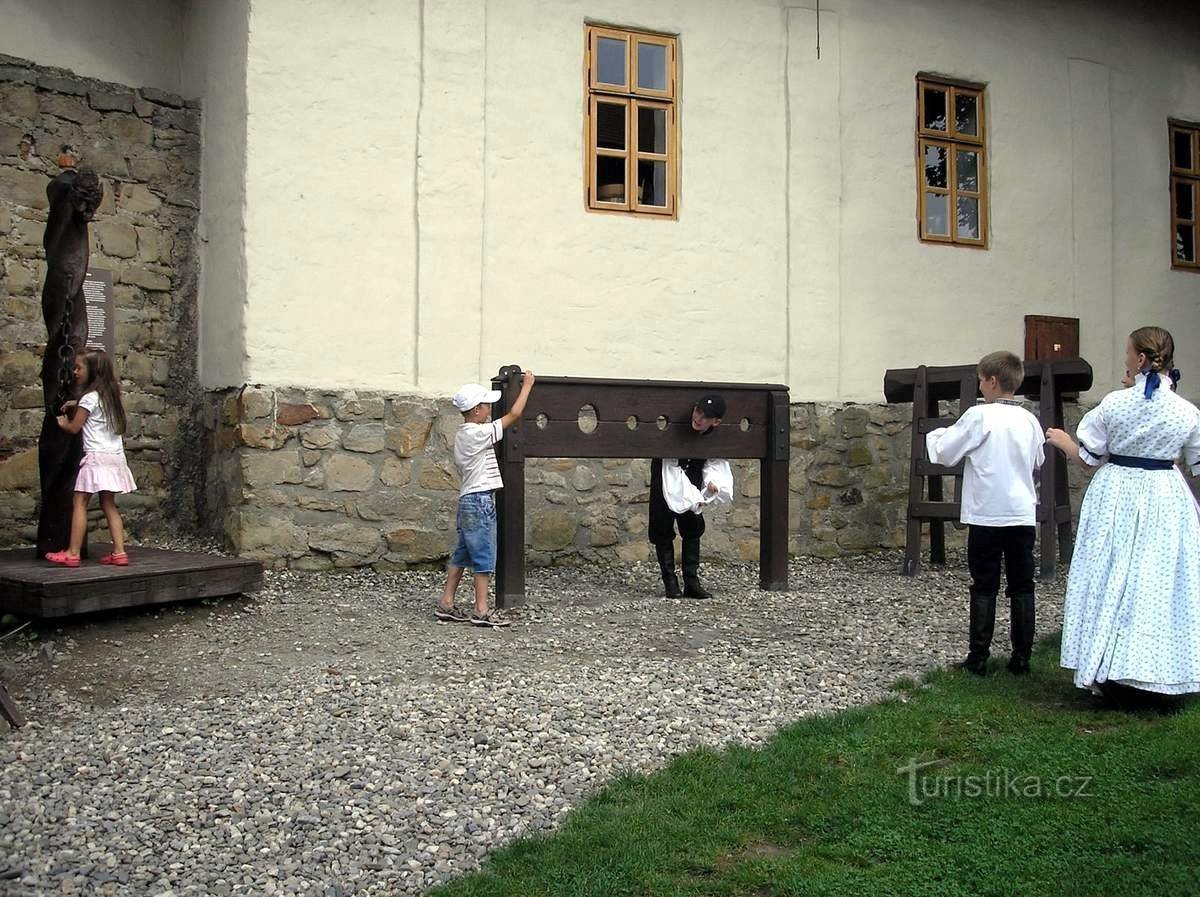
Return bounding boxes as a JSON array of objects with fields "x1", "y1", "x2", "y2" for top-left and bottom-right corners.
[{"x1": 53, "y1": 289, "x2": 76, "y2": 411}]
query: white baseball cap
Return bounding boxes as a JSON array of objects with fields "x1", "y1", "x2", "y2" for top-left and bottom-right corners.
[{"x1": 452, "y1": 383, "x2": 502, "y2": 412}]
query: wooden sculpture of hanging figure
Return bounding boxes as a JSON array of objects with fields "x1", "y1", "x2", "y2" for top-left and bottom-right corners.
[{"x1": 36, "y1": 164, "x2": 103, "y2": 558}]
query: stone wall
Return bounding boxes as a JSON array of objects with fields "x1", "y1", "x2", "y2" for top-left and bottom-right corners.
[
  {"x1": 0, "y1": 55, "x2": 201, "y2": 545},
  {"x1": 202, "y1": 384, "x2": 1095, "y2": 571},
  {"x1": 204, "y1": 385, "x2": 933, "y2": 569}
]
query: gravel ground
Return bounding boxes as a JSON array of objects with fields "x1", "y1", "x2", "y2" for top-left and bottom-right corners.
[{"x1": 0, "y1": 551, "x2": 1066, "y2": 896}]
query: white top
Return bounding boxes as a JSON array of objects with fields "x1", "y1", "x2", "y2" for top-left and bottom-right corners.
[
  {"x1": 926, "y1": 401, "x2": 1045, "y2": 527},
  {"x1": 78, "y1": 391, "x2": 124, "y2": 454},
  {"x1": 662, "y1": 459, "x2": 735, "y2": 514},
  {"x1": 1075, "y1": 372, "x2": 1200, "y2": 472},
  {"x1": 454, "y1": 420, "x2": 505, "y2": 496}
]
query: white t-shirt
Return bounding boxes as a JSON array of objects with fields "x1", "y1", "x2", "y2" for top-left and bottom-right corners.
[
  {"x1": 926, "y1": 401, "x2": 1045, "y2": 527},
  {"x1": 78, "y1": 391, "x2": 124, "y2": 454},
  {"x1": 454, "y1": 420, "x2": 504, "y2": 496}
]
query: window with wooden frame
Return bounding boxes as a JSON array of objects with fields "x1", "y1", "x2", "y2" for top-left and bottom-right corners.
[
  {"x1": 584, "y1": 24, "x2": 677, "y2": 217},
  {"x1": 916, "y1": 76, "x2": 987, "y2": 247},
  {"x1": 1171, "y1": 120, "x2": 1199, "y2": 271}
]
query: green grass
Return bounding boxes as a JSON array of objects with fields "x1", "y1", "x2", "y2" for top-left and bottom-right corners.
[{"x1": 429, "y1": 637, "x2": 1200, "y2": 897}]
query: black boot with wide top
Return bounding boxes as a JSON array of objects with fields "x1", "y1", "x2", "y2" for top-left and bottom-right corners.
[
  {"x1": 681, "y1": 536, "x2": 713, "y2": 600},
  {"x1": 655, "y1": 542, "x2": 683, "y2": 599},
  {"x1": 1007, "y1": 593, "x2": 1035, "y2": 675},
  {"x1": 957, "y1": 592, "x2": 996, "y2": 675}
]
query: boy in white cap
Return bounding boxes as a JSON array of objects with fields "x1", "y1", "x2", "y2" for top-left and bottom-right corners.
[{"x1": 436, "y1": 371, "x2": 535, "y2": 627}]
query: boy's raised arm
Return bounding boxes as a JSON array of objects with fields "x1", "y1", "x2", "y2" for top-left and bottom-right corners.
[{"x1": 499, "y1": 371, "x2": 535, "y2": 430}]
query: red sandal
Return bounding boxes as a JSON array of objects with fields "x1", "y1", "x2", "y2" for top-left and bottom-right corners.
[
  {"x1": 99, "y1": 552, "x2": 129, "y2": 566},
  {"x1": 45, "y1": 550, "x2": 81, "y2": 568}
]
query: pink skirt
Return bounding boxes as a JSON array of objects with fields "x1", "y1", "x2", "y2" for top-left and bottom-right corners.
[{"x1": 74, "y1": 451, "x2": 138, "y2": 494}]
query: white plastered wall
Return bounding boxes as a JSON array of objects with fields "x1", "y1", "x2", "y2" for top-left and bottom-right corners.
[
  {"x1": 240, "y1": 0, "x2": 421, "y2": 392},
  {"x1": 0, "y1": 0, "x2": 184, "y2": 92},
  {"x1": 786, "y1": 0, "x2": 1200, "y2": 403},
  {"x1": 229, "y1": 0, "x2": 1198, "y2": 402},
  {"x1": 182, "y1": 0, "x2": 250, "y2": 389}
]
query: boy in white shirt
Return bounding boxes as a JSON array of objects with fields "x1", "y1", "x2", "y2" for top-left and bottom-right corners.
[
  {"x1": 926, "y1": 351, "x2": 1045, "y2": 675},
  {"x1": 436, "y1": 371, "x2": 534, "y2": 628}
]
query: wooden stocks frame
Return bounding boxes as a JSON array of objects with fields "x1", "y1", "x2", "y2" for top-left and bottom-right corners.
[
  {"x1": 883, "y1": 358, "x2": 1092, "y2": 581},
  {"x1": 490, "y1": 366, "x2": 790, "y2": 607}
]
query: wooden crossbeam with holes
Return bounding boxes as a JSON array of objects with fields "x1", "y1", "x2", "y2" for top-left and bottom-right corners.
[
  {"x1": 488, "y1": 366, "x2": 790, "y2": 606},
  {"x1": 883, "y1": 358, "x2": 1092, "y2": 580}
]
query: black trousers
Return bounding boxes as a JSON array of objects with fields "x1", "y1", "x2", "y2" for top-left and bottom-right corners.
[
  {"x1": 967, "y1": 525, "x2": 1035, "y2": 598},
  {"x1": 648, "y1": 458, "x2": 705, "y2": 544}
]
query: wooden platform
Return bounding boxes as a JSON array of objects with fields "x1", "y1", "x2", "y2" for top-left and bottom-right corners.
[{"x1": 0, "y1": 544, "x2": 263, "y2": 618}]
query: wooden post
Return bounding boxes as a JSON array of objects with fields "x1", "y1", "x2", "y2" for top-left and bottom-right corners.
[
  {"x1": 759, "y1": 390, "x2": 790, "y2": 590},
  {"x1": 903, "y1": 366, "x2": 929, "y2": 576},
  {"x1": 1038, "y1": 364, "x2": 1057, "y2": 580},
  {"x1": 0, "y1": 682, "x2": 24, "y2": 729},
  {"x1": 493, "y1": 365, "x2": 526, "y2": 608},
  {"x1": 1052, "y1": 389, "x2": 1074, "y2": 565}
]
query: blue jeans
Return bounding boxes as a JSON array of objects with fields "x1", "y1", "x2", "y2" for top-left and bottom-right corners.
[{"x1": 450, "y1": 490, "x2": 497, "y2": 574}]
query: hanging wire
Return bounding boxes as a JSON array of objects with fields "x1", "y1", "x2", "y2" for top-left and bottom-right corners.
[{"x1": 816, "y1": 0, "x2": 821, "y2": 60}]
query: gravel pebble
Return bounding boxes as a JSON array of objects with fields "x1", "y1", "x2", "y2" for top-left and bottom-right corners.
[{"x1": 0, "y1": 549, "x2": 1065, "y2": 895}]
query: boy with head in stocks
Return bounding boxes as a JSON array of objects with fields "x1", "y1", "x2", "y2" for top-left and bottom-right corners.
[
  {"x1": 649, "y1": 393, "x2": 734, "y2": 599},
  {"x1": 437, "y1": 371, "x2": 535, "y2": 628},
  {"x1": 926, "y1": 351, "x2": 1045, "y2": 675}
]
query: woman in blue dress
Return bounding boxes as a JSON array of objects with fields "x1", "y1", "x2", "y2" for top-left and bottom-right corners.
[{"x1": 1046, "y1": 326, "x2": 1200, "y2": 704}]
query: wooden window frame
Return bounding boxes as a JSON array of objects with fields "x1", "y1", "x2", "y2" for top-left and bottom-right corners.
[
  {"x1": 916, "y1": 75, "x2": 988, "y2": 248},
  {"x1": 584, "y1": 24, "x2": 678, "y2": 218},
  {"x1": 1169, "y1": 120, "x2": 1199, "y2": 272}
]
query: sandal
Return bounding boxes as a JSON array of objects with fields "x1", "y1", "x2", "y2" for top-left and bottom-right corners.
[
  {"x1": 469, "y1": 610, "x2": 511, "y2": 629},
  {"x1": 45, "y1": 550, "x2": 81, "y2": 568},
  {"x1": 99, "y1": 552, "x2": 129, "y2": 566},
  {"x1": 433, "y1": 603, "x2": 469, "y2": 622}
]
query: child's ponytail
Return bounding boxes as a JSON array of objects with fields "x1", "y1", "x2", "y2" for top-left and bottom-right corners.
[{"x1": 1129, "y1": 326, "x2": 1176, "y2": 399}]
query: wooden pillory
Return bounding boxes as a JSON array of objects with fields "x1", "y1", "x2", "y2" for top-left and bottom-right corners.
[
  {"x1": 489, "y1": 366, "x2": 791, "y2": 607},
  {"x1": 883, "y1": 358, "x2": 1093, "y2": 580}
]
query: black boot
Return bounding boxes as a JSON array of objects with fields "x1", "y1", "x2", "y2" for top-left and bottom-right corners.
[
  {"x1": 655, "y1": 542, "x2": 683, "y2": 599},
  {"x1": 681, "y1": 537, "x2": 712, "y2": 600},
  {"x1": 956, "y1": 592, "x2": 996, "y2": 675},
  {"x1": 1007, "y1": 593, "x2": 1035, "y2": 675}
]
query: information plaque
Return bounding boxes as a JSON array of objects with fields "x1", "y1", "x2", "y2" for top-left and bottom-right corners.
[{"x1": 82, "y1": 267, "x2": 114, "y2": 355}]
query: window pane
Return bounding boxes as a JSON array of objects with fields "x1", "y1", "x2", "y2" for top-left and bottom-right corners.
[
  {"x1": 955, "y1": 93, "x2": 978, "y2": 136},
  {"x1": 1178, "y1": 181, "x2": 1195, "y2": 221},
  {"x1": 1177, "y1": 224, "x2": 1196, "y2": 263},
  {"x1": 638, "y1": 107, "x2": 667, "y2": 153},
  {"x1": 597, "y1": 102, "x2": 625, "y2": 150},
  {"x1": 1174, "y1": 130, "x2": 1194, "y2": 170},
  {"x1": 637, "y1": 159, "x2": 668, "y2": 206},
  {"x1": 923, "y1": 87, "x2": 948, "y2": 131},
  {"x1": 956, "y1": 150, "x2": 979, "y2": 191},
  {"x1": 925, "y1": 192, "x2": 949, "y2": 236},
  {"x1": 597, "y1": 37, "x2": 626, "y2": 86},
  {"x1": 596, "y1": 156, "x2": 626, "y2": 204},
  {"x1": 956, "y1": 196, "x2": 980, "y2": 239},
  {"x1": 924, "y1": 144, "x2": 947, "y2": 188},
  {"x1": 637, "y1": 42, "x2": 667, "y2": 91}
]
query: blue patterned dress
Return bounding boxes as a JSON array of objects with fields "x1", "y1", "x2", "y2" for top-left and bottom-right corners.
[{"x1": 1060, "y1": 373, "x2": 1200, "y2": 695}]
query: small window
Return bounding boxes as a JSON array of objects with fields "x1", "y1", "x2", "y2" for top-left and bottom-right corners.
[
  {"x1": 585, "y1": 24, "x2": 677, "y2": 217},
  {"x1": 916, "y1": 75, "x2": 987, "y2": 247},
  {"x1": 1170, "y1": 121, "x2": 1199, "y2": 271}
]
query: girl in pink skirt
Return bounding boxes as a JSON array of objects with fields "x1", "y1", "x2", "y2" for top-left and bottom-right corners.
[{"x1": 45, "y1": 349, "x2": 137, "y2": 567}]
